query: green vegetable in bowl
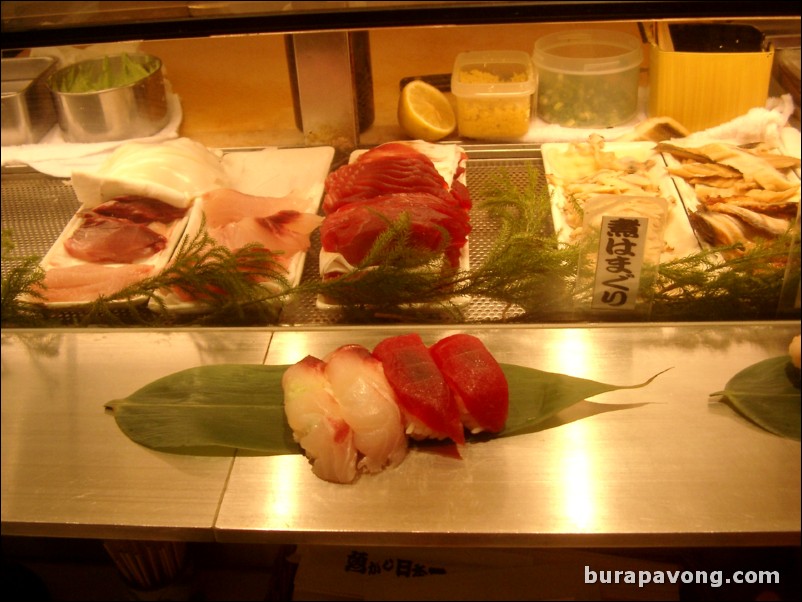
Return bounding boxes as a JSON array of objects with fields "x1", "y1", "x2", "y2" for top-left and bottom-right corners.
[{"x1": 53, "y1": 53, "x2": 156, "y2": 94}]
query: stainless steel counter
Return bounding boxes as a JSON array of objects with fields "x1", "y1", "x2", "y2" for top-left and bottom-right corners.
[
  {"x1": 1, "y1": 328, "x2": 271, "y2": 541},
  {"x1": 2, "y1": 322, "x2": 800, "y2": 548}
]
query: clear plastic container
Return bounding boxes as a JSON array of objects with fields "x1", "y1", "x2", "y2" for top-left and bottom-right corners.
[
  {"x1": 450, "y1": 50, "x2": 535, "y2": 139},
  {"x1": 533, "y1": 30, "x2": 643, "y2": 128}
]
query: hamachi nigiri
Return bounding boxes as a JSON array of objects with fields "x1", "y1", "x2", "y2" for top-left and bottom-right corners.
[
  {"x1": 429, "y1": 334, "x2": 509, "y2": 434},
  {"x1": 323, "y1": 344, "x2": 408, "y2": 474},
  {"x1": 372, "y1": 333, "x2": 464, "y2": 444},
  {"x1": 282, "y1": 356, "x2": 358, "y2": 484}
]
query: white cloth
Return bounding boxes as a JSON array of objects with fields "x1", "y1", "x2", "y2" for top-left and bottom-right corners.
[
  {"x1": 521, "y1": 85, "x2": 649, "y2": 144},
  {"x1": 1, "y1": 42, "x2": 183, "y2": 178},
  {"x1": 1, "y1": 88, "x2": 183, "y2": 178},
  {"x1": 674, "y1": 94, "x2": 796, "y2": 149}
]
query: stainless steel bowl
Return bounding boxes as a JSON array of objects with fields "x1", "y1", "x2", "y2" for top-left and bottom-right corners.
[
  {"x1": 2, "y1": 56, "x2": 59, "y2": 146},
  {"x1": 47, "y1": 53, "x2": 169, "y2": 143}
]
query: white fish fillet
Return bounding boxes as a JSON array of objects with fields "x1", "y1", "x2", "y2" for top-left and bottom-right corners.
[
  {"x1": 323, "y1": 345, "x2": 408, "y2": 474},
  {"x1": 282, "y1": 356, "x2": 358, "y2": 484}
]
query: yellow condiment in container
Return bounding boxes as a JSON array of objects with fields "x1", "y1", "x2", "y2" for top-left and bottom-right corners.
[{"x1": 646, "y1": 22, "x2": 774, "y2": 133}]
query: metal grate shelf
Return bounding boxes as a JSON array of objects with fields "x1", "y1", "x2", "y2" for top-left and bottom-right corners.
[{"x1": 1, "y1": 148, "x2": 546, "y2": 326}]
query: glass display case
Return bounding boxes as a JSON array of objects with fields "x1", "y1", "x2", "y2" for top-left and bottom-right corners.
[{"x1": 2, "y1": 3, "x2": 800, "y2": 600}]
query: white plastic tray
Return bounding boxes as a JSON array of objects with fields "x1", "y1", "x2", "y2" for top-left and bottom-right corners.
[{"x1": 541, "y1": 140, "x2": 702, "y2": 262}]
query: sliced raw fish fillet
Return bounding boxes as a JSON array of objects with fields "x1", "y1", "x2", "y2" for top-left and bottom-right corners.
[
  {"x1": 323, "y1": 142, "x2": 470, "y2": 214},
  {"x1": 429, "y1": 334, "x2": 509, "y2": 434},
  {"x1": 319, "y1": 192, "x2": 471, "y2": 269},
  {"x1": 33, "y1": 263, "x2": 154, "y2": 303},
  {"x1": 282, "y1": 356, "x2": 358, "y2": 484},
  {"x1": 92, "y1": 196, "x2": 189, "y2": 224},
  {"x1": 201, "y1": 189, "x2": 323, "y2": 268},
  {"x1": 373, "y1": 333, "x2": 464, "y2": 444},
  {"x1": 207, "y1": 211, "x2": 322, "y2": 267},
  {"x1": 64, "y1": 214, "x2": 167, "y2": 263},
  {"x1": 354, "y1": 141, "x2": 430, "y2": 163},
  {"x1": 201, "y1": 188, "x2": 313, "y2": 229},
  {"x1": 324, "y1": 344, "x2": 408, "y2": 474}
]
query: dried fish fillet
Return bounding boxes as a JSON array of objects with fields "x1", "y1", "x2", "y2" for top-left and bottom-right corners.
[
  {"x1": 668, "y1": 162, "x2": 742, "y2": 181},
  {"x1": 708, "y1": 203, "x2": 792, "y2": 237}
]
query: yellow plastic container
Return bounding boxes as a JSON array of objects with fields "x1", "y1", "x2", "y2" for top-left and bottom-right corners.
[{"x1": 647, "y1": 23, "x2": 774, "y2": 132}]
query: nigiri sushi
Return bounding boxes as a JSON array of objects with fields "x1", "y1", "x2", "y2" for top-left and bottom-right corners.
[
  {"x1": 429, "y1": 334, "x2": 509, "y2": 434},
  {"x1": 323, "y1": 344, "x2": 408, "y2": 474},
  {"x1": 372, "y1": 333, "x2": 464, "y2": 444},
  {"x1": 282, "y1": 356, "x2": 358, "y2": 484},
  {"x1": 281, "y1": 333, "x2": 509, "y2": 483}
]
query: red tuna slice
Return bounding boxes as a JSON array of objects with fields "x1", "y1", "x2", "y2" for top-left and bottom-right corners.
[
  {"x1": 92, "y1": 196, "x2": 189, "y2": 224},
  {"x1": 429, "y1": 334, "x2": 509, "y2": 434},
  {"x1": 64, "y1": 214, "x2": 167, "y2": 263},
  {"x1": 354, "y1": 141, "x2": 428, "y2": 162},
  {"x1": 323, "y1": 154, "x2": 464, "y2": 215},
  {"x1": 319, "y1": 192, "x2": 471, "y2": 269},
  {"x1": 373, "y1": 333, "x2": 465, "y2": 444}
]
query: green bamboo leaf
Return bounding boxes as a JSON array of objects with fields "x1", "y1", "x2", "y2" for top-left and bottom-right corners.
[
  {"x1": 105, "y1": 364, "x2": 299, "y2": 456},
  {"x1": 498, "y1": 364, "x2": 670, "y2": 438},
  {"x1": 712, "y1": 356, "x2": 801, "y2": 440},
  {"x1": 105, "y1": 363, "x2": 670, "y2": 455}
]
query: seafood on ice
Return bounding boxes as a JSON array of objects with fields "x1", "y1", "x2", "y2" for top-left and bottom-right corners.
[
  {"x1": 282, "y1": 333, "x2": 509, "y2": 484},
  {"x1": 318, "y1": 140, "x2": 471, "y2": 283}
]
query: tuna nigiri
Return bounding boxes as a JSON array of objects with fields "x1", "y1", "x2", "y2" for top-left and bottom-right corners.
[
  {"x1": 323, "y1": 344, "x2": 408, "y2": 474},
  {"x1": 429, "y1": 334, "x2": 509, "y2": 434},
  {"x1": 282, "y1": 356, "x2": 358, "y2": 484},
  {"x1": 372, "y1": 333, "x2": 464, "y2": 444}
]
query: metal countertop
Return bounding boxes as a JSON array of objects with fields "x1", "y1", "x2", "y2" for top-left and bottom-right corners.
[{"x1": 3, "y1": 322, "x2": 799, "y2": 547}]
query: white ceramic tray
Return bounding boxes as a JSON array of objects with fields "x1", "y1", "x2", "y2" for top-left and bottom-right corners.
[
  {"x1": 32, "y1": 197, "x2": 194, "y2": 310},
  {"x1": 149, "y1": 145, "x2": 335, "y2": 314},
  {"x1": 541, "y1": 140, "x2": 702, "y2": 262}
]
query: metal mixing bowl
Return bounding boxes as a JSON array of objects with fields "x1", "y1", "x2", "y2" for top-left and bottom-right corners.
[{"x1": 47, "y1": 53, "x2": 169, "y2": 143}]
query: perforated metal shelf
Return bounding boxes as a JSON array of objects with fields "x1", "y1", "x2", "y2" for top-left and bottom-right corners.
[{"x1": 0, "y1": 145, "x2": 546, "y2": 325}]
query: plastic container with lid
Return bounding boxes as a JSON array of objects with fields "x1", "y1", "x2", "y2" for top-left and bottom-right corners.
[
  {"x1": 533, "y1": 30, "x2": 643, "y2": 128},
  {"x1": 646, "y1": 23, "x2": 774, "y2": 132},
  {"x1": 450, "y1": 50, "x2": 535, "y2": 139}
]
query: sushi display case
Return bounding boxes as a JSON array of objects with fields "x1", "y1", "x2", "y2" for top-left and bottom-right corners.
[{"x1": 1, "y1": 2, "x2": 800, "y2": 592}]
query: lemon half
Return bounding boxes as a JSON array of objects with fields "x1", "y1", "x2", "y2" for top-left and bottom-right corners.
[{"x1": 398, "y1": 80, "x2": 456, "y2": 142}]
